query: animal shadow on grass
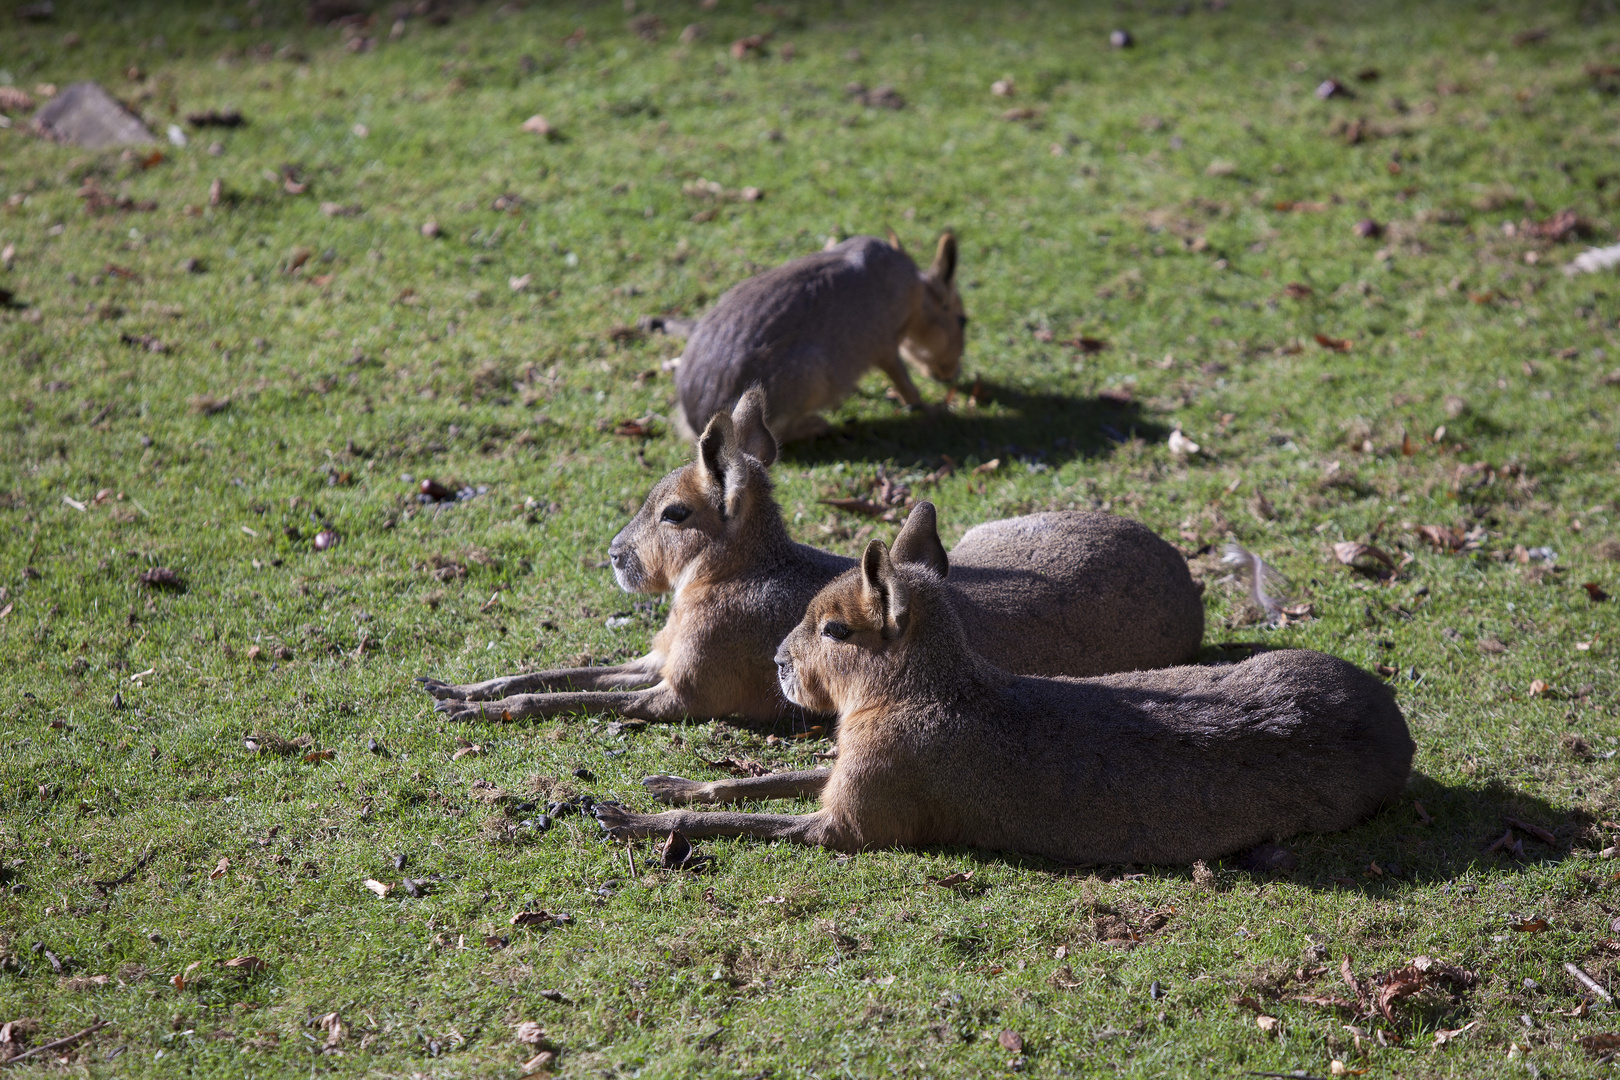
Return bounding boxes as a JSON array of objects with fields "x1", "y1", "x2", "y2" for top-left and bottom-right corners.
[
  {"x1": 1230, "y1": 774, "x2": 1581, "y2": 895},
  {"x1": 782, "y1": 381, "x2": 1170, "y2": 470},
  {"x1": 847, "y1": 774, "x2": 1579, "y2": 893}
]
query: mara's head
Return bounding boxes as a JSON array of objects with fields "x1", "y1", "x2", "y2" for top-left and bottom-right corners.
[
  {"x1": 896, "y1": 232, "x2": 966, "y2": 384},
  {"x1": 607, "y1": 387, "x2": 780, "y2": 594},
  {"x1": 774, "y1": 503, "x2": 953, "y2": 714}
]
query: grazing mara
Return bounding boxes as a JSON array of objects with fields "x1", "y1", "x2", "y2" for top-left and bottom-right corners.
[
  {"x1": 421, "y1": 389, "x2": 1204, "y2": 725},
  {"x1": 668, "y1": 232, "x2": 965, "y2": 444},
  {"x1": 597, "y1": 538, "x2": 1414, "y2": 866}
]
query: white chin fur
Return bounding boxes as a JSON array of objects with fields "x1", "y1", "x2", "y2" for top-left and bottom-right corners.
[
  {"x1": 777, "y1": 668, "x2": 801, "y2": 707},
  {"x1": 612, "y1": 564, "x2": 644, "y2": 593}
]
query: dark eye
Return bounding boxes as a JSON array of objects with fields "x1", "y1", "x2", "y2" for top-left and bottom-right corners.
[
  {"x1": 660, "y1": 504, "x2": 690, "y2": 524},
  {"x1": 822, "y1": 620, "x2": 851, "y2": 641}
]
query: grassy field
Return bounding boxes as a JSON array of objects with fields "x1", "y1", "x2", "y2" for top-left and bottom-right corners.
[{"x1": 2, "y1": 0, "x2": 1620, "y2": 1075}]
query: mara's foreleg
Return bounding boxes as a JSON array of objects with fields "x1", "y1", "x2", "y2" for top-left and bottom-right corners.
[
  {"x1": 419, "y1": 654, "x2": 663, "y2": 701},
  {"x1": 643, "y1": 770, "x2": 831, "y2": 805},
  {"x1": 593, "y1": 802, "x2": 844, "y2": 848},
  {"x1": 433, "y1": 681, "x2": 693, "y2": 723},
  {"x1": 873, "y1": 352, "x2": 927, "y2": 409}
]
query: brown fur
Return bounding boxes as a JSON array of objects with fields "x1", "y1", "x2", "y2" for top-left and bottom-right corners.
[
  {"x1": 421, "y1": 388, "x2": 1204, "y2": 725},
  {"x1": 598, "y1": 540, "x2": 1415, "y2": 867},
  {"x1": 671, "y1": 233, "x2": 965, "y2": 443}
]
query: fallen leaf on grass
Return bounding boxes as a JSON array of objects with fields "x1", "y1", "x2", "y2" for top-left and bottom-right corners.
[
  {"x1": 929, "y1": 870, "x2": 975, "y2": 890},
  {"x1": 1434, "y1": 1021, "x2": 1479, "y2": 1046},
  {"x1": 1063, "y1": 336, "x2": 1108, "y2": 353},
  {"x1": 1294, "y1": 993, "x2": 1358, "y2": 1011},
  {"x1": 172, "y1": 959, "x2": 204, "y2": 990},
  {"x1": 820, "y1": 497, "x2": 888, "y2": 517},
  {"x1": 362, "y1": 879, "x2": 392, "y2": 897},
  {"x1": 730, "y1": 34, "x2": 768, "y2": 59},
  {"x1": 1332, "y1": 541, "x2": 1395, "y2": 568},
  {"x1": 520, "y1": 114, "x2": 555, "y2": 137},
  {"x1": 452, "y1": 745, "x2": 483, "y2": 760},
  {"x1": 1414, "y1": 800, "x2": 1433, "y2": 824},
  {"x1": 694, "y1": 753, "x2": 770, "y2": 777},
  {"x1": 659, "y1": 830, "x2": 716, "y2": 873},
  {"x1": 521, "y1": 1050, "x2": 557, "y2": 1075},
  {"x1": 316, "y1": 1013, "x2": 345, "y2": 1050},
  {"x1": 1503, "y1": 816, "x2": 1556, "y2": 844},
  {"x1": 221, "y1": 956, "x2": 266, "y2": 972},
  {"x1": 1314, "y1": 333, "x2": 1353, "y2": 352},
  {"x1": 1168, "y1": 428, "x2": 1200, "y2": 457},
  {"x1": 1283, "y1": 282, "x2": 1314, "y2": 299},
  {"x1": 1529, "y1": 679, "x2": 1550, "y2": 697},
  {"x1": 1511, "y1": 917, "x2": 1549, "y2": 933},
  {"x1": 971, "y1": 458, "x2": 1001, "y2": 475},
  {"x1": 509, "y1": 910, "x2": 573, "y2": 927},
  {"x1": 998, "y1": 1029, "x2": 1024, "y2": 1052},
  {"x1": 302, "y1": 749, "x2": 335, "y2": 764},
  {"x1": 1255, "y1": 1015, "x2": 1281, "y2": 1034},
  {"x1": 1581, "y1": 1033, "x2": 1620, "y2": 1056},
  {"x1": 846, "y1": 82, "x2": 904, "y2": 109},
  {"x1": 188, "y1": 394, "x2": 230, "y2": 415},
  {"x1": 514, "y1": 1021, "x2": 548, "y2": 1045},
  {"x1": 1584, "y1": 582, "x2": 1610, "y2": 602},
  {"x1": 138, "y1": 566, "x2": 185, "y2": 590}
]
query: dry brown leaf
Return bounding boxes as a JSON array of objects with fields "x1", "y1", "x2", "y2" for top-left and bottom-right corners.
[
  {"x1": 452, "y1": 745, "x2": 483, "y2": 760},
  {"x1": 930, "y1": 870, "x2": 975, "y2": 890},
  {"x1": 1332, "y1": 541, "x2": 1395, "y2": 568},
  {"x1": 222, "y1": 956, "x2": 266, "y2": 971},
  {"x1": 209, "y1": 857, "x2": 230, "y2": 880},
  {"x1": 1314, "y1": 333, "x2": 1353, "y2": 352},
  {"x1": 1529, "y1": 679, "x2": 1550, "y2": 697},
  {"x1": 1511, "y1": 917, "x2": 1550, "y2": 933},
  {"x1": 1255, "y1": 1015, "x2": 1281, "y2": 1034},
  {"x1": 514, "y1": 1020, "x2": 547, "y2": 1045},
  {"x1": 998, "y1": 1029, "x2": 1024, "y2": 1052},
  {"x1": 510, "y1": 910, "x2": 573, "y2": 927},
  {"x1": 302, "y1": 749, "x2": 335, "y2": 764},
  {"x1": 362, "y1": 879, "x2": 392, "y2": 897},
  {"x1": 820, "y1": 497, "x2": 887, "y2": 517}
]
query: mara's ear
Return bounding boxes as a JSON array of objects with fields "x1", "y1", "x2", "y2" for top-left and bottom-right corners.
[
  {"x1": 730, "y1": 385, "x2": 778, "y2": 467},
  {"x1": 860, "y1": 539, "x2": 910, "y2": 640},
  {"x1": 890, "y1": 501, "x2": 949, "y2": 579},
  {"x1": 696, "y1": 410, "x2": 735, "y2": 498},
  {"x1": 885, "y1": 227, "x2": 906, "y2": 254},
  {"x1": 929, "y1": 232, "x2": 958, "y2": 286}
]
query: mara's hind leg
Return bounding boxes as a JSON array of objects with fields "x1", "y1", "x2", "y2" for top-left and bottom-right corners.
[
  {"x1": 643, "y1": 770, "x2": 831, "y2": 805},
  {"x1": 594, "y1": 802, "x2": 844, "y2": 848},
  {"x1": 419, "y1": 655, "x2": 662, "y2": 701},
  {"x1": 433, "y1": 681, "x2": 691, "y2": 723}
]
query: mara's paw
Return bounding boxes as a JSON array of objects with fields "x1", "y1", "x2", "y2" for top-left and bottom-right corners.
[
  {"x1": 433, "y1": 697, "x2": 498, "y2": 721},
  {"x1": 643, "y1": 774, "x2": 708, "y2": 805},
  {"x1": 417, "y1": 676, "x2": 466, "y2": 700},
  {"x1": 593, "y1": 801, "x2": 660, "y2": 840}
]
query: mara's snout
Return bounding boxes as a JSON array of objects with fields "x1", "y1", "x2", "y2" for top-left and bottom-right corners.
[
  {"x1": 607, "y1": 533, "x2": 643, "y2": 593},
  {"x1": 774, "y1": 644, "x2": 800, "y2": 706}
]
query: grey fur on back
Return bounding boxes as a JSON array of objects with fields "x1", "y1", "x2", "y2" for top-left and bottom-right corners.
[
  {"x1": 946, "y1": 512, "x2": 1204, "y2": 677},
  {"x1": 949, "y1": 650, "x2": 1415, "y2": 864},
  {"x1": 675, "y1": 236, "x2": 927, "y2": 439}
]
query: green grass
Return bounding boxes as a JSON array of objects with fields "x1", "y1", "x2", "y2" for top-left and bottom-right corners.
[{"x1": 2, "y1": 0, "x2": 1620, "y2": 1075}]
